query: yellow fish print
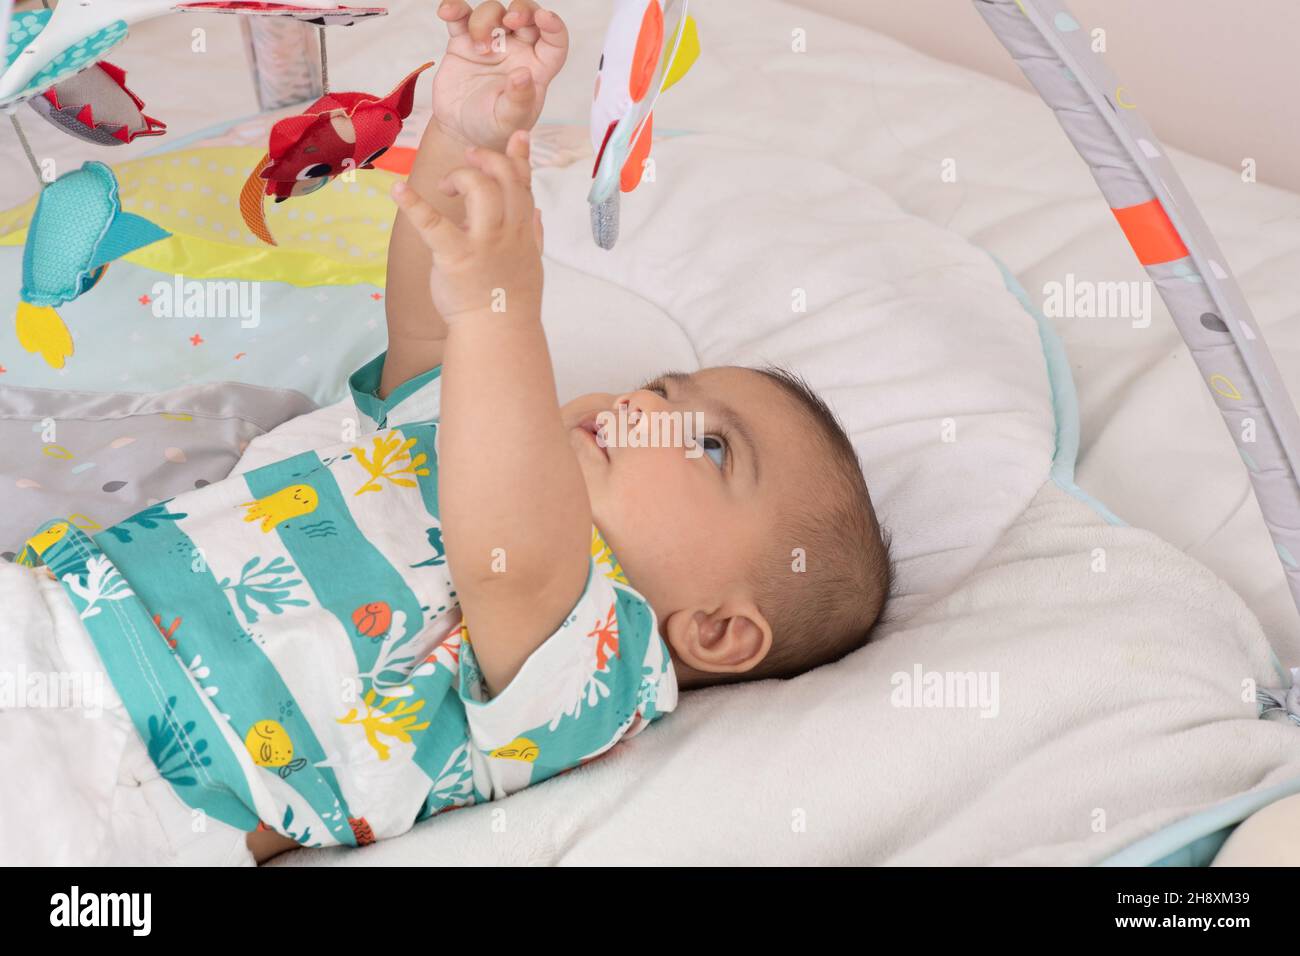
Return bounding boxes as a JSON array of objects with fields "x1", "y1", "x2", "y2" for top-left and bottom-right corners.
[
  {"x1": 25, "y1": 521, "x2": 70, "y2": 557},
  {"x1": 240, "y1": 484, "x2": 318, "y2": 532},
  {"x1": 489, "y1": 737, "x2": 540, "y2": 763},
  {"x1": 244, "y1": 720, "x2": 307, "y2": 778}
]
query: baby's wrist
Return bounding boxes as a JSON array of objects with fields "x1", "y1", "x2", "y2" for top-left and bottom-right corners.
[
  {"x1": 427, "y1": 115, "x2": 475, "y2": 151},
  {"x1": 441, "y1": 293, "x2": 542, "y2": 328},
  {"x1": 427, "y1": 109, "x2": 541, "y2": 154},
  {"x1": 378, "y1": 334, "x2": 445, "y2": 399}
]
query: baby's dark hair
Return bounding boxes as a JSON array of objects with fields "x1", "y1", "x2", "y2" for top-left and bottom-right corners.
[{"x1": 713, "y1": 365, "x2": 894, "y2": 685}]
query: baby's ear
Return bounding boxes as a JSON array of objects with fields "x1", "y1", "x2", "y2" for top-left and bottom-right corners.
[
  {"x1": 662, "y1": 603, "x2": 771, "y2": 676},
  {"x1": 719, "y1": 606, "x2": 773, "y2": 674}
]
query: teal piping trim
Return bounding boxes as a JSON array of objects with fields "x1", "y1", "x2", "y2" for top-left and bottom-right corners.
[{"x1": 992, "y1": 254, "x2": 1124, "y2": 526}]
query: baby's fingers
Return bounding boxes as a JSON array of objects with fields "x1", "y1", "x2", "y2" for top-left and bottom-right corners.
[
  {"x1": 533, "y1": 8, "x2": 569, "y2": 75},
  {"x1": 466, "y1": 140, "x2": 532, "y2": 222},
  {"x1": 479, "y1": 129, "x2": 533, "y2": 190},
  {"x1": 504, "y1": 126, "x2": 533, "y2": 184},
  {"x1": 503, "y1": 0, "x2": 540, "y2": 44},
  {"x1": 437, "y1": 0, "x2": 472, "y2": 38},
  {"x1": 390, "y1": 181, "x2": 463, "y2": 256},
  {"x1": 493, "y1": 67, "x2": 537, "y2": 132},
  {"x1": 441, "y1": 164, "x2": 505, "y2": 234},
  {"x1": 468, "y1": 0, "x2": 507, "y2": 54}
]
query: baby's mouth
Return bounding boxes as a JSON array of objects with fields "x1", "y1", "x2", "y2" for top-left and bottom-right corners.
[{"x1": 576, "y1": 412, "x2": 611, "y2": 461}]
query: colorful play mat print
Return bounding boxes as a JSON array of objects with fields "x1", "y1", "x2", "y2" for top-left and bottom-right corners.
[{"x1": 0, "y1": 143, "x2": 398, "y2": 396}]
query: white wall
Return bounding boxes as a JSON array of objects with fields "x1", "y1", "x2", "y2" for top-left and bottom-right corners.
[{"x1": 792, "y1": 0, "x2": 1300, "y2": 192}]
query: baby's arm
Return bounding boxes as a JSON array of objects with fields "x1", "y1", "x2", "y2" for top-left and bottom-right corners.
[
  {"x1": 380, "y1": 122, "x2": 469, "y2": 397},
  {"x1": 380, "y1": 0, "x2": 568, "y2": 399},
  {"x1": 390, "y1": 133, "x2": 591, "y2": 699}
]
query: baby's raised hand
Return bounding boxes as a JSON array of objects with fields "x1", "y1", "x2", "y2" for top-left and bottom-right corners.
[
  {"x1": 432, "y1": 0, "x2": 569, "y2": 152},
  {"x1": 390, "y1": 129, "x2": 545, "y2": 324}
]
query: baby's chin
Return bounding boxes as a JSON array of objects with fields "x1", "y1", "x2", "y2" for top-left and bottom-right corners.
[
  {"x1": 567, "y1": 429, "x2": 610, "y2": 511},
  {"x1": 560, "y1": 393, "x2": 631, "y2": 540}
]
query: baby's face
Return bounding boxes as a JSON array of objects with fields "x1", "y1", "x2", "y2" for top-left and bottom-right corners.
[{"x1": 561, "y1": 367, "x2": 817, "y2": 637}]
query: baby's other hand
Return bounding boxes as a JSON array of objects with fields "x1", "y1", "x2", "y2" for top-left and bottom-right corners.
[
  {"x1": 390, "y1": 129, "x2": 545, "y2": 324},
  {"x1": 431, "y1": 0, "x2": 569, "y2": 153}
]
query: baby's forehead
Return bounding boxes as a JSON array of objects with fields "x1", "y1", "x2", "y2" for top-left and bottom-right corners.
[
  {"x1": 687, "y1": 366, "x2": 812, "y2": 433},
  {"x1": 691, "y1": 365, "x2": 789, "y2": 406}
]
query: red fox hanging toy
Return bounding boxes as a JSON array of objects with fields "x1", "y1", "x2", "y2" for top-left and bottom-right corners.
[{"x1": 240, "y1": 61, "x2": 433, "y2": 246}]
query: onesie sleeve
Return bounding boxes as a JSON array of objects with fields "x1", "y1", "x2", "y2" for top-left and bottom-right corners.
[
  {"x1": 456, "y1": 526, "x2": 679, "y2": 797},
  {"x1": 347, "y1": 350, "x2": 443, "y2": 433}
]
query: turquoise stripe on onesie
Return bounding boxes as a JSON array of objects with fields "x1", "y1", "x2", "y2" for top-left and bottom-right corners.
[
  {"x1": 19, "y1": 519, "x2": 265, "y2": 837},
  {"x1": 96, "y1": 510, "x2": 358, "y2": 846}
]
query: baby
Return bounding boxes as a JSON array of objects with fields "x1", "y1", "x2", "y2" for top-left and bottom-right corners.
[{"x1": 2, "y1": 0, "x2": 891, "y2": 866}]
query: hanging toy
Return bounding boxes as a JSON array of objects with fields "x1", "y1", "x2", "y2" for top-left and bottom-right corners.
[
  {"x1": 0, "y1": 5, "x2": 129, "y2": 111},
  {"x1": 0, "y1": 2, "x2": 386, "y2": 111},
  {"x1": 29, "y1": 62, "x2": 167, "y2": 146},
  {"x1": 589, "y1": 0, "x2": 699, "y2": 250},
  {"x1": 16, "y1": 162, "x2": 171, "y2": 369},
  {"x1": 239, "y1": 61, "x2": 433, "y2": 245},
  {"x1": 172, "y1": 2, "x2": 386, "y2": 27},
  {"x1": 0, "y1": 5, "x2": 11, "y2": 79}
]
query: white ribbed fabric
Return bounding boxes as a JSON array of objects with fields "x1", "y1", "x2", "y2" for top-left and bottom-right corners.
[{"x1": 239, "y1": 15, "x2": 323, "y2": 113}]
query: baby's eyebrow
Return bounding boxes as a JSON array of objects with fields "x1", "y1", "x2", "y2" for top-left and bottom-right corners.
[
  {"x1": 646, "y1": 372, "x2": 760, "y2": 485},
  {"x1": 639, "y1": 370, "x2": 692, "y2": 391}
]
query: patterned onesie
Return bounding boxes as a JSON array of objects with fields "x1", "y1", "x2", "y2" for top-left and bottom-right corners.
[{"x1": 17, "y1": 351, "x2": 678, "y2": 857}]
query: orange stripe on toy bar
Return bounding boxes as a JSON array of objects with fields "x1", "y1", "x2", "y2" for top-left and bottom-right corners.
[{"x1": 1110, "y1": 198, "x2": 1188, "y2": 265}]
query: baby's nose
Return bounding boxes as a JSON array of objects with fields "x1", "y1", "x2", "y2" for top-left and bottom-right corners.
[{"x1": 614, "y1": 391, "x2": 659, "y2": 425}]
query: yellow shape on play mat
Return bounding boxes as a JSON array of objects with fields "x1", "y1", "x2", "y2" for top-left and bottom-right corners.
[{"x1": 0, "y1": 147, "x2": 397, "y2": 288}]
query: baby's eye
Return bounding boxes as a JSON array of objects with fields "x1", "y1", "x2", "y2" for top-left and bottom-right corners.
[
  {"x1": 702, "y1": 435, "x2": 727, "y2": 469},
  {"x1": 644, "y1": 382, "x2": 667, "y2": 398}
]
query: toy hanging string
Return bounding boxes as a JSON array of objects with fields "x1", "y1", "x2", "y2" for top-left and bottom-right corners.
[
  {"x1": 9, "y1": 114, "x2": 46, "y2": 190},
  {"x1": 319, "y1": 26, "x2": 329, "y2": 94}
]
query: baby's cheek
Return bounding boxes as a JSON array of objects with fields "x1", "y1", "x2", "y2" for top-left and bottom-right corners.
[
  {"x1": 603, "y1": 450, "x2": 695, "y2": 529},
  {"x1": 640, "y1": 484, "x2": 705, "y2": 542}
]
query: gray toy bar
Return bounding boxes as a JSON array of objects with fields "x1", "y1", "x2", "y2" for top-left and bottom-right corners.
[{"x1": 976, "y1": 0, "x2": 1300, "y2": 629}]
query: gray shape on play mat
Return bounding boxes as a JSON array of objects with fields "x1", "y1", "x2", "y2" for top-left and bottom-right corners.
[{"x1": 0, "y1": 381, "x2": 316, "y2": 558}]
